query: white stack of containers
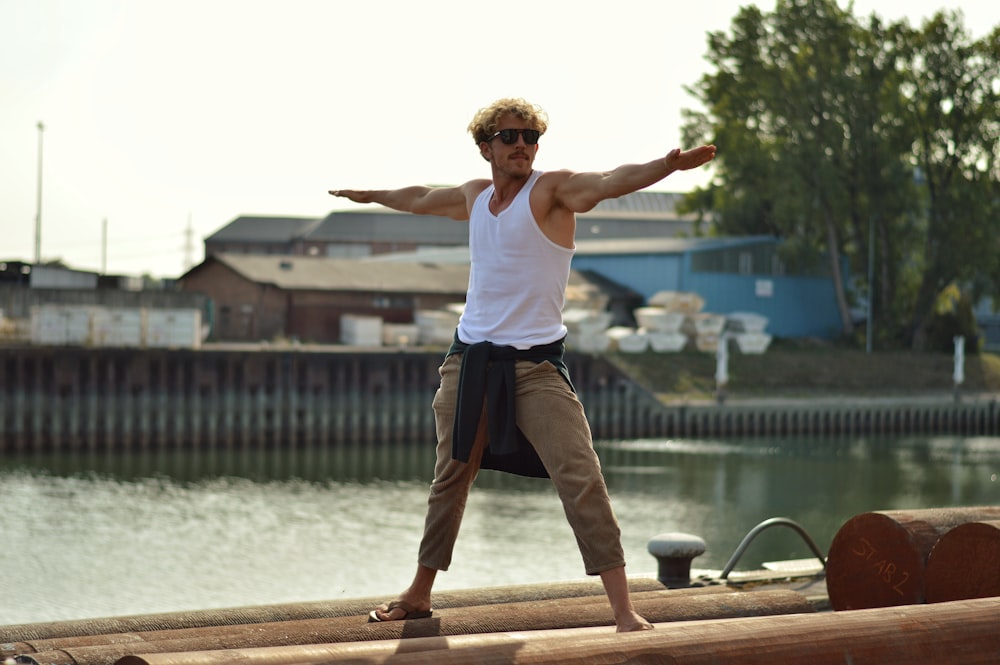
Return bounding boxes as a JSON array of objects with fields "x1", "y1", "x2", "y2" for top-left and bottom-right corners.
[
  {"x1": 382, "y1": 323, "x2": 420, "y2": 347},
  {"x1": 684, "y1": 313, "x2": 728, "y2": 352},
  {"x1": 340, "y1": 314, "x2": 383, "y2": 346},
  {"x1": 563, "y1": 308, "x2": 613, "y2": 352},
  {"x1": 604, "y1": 326, "x2": 648, "y2": 353},
  {"x1": 634, "y1": 306, "x2": 687, "y2": 352},
  {"x1": 727, "y1": 311, "x2": 772, "y2": 353},
  {"x1": 28, "y1": 305, "x2": 202, "y2": 348},
  {"x1": 645, "y1": 291, "x2": 729, "y2": 352},
  {"x1": 29, "y1": 305, "x2": 94, "y2": 346},
  {"x1": 564, "y1": 283, "x2": 610, "y2": 312},
  {"x1": 91, "y1": 308, "x2": 144, "y2": 347},
  {"x1": 414, "y1": 308, "x2": 461, "y2": 346},
  {"x1": 648, "y1": 291, "x2": 705, "y2": 314},
  {"x1": 145, "y1": 309, "x2": 203, "y2": 348}
]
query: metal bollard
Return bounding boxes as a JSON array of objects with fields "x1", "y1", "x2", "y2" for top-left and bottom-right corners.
[{"x1": 647, "y1": 532, "x2": 707, "y2": 587}]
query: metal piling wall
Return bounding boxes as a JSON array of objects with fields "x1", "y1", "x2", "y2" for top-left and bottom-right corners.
[{"x1": 0, "y1": 346, "x2": 997, "y2": 452}]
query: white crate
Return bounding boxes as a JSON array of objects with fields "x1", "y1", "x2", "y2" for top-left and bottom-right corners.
[
  {"x1": 648, "y1": 291, "x2": 705, "y2": 314},
  {"x1": 647, "y1": 331, "x2": 688, "y2": 353},
  {"x1": 414, "y1": 309, "x2": 460, "y2": 345},
  {"x1": 605, "y1": 326, "x2": 649, "y2": 353},
  {"x1": 684, "y1": 313, "x2": 727, "y2": 336},
  {"x1": 340, "y1": 314, "x2": 383, "y2": 346},
  {"x1": 735, "y1": 332, "x2": 773, "y2": 354},
  {"x1": 566, "y1": 330, "x2": 612, "y2": 353},
  {"x1": 145, "y1": 309, "x2": 202, "y2": 348},
  {"x1": 727, "y1": 312, "x2": 769, "y2": 333},
  {"x1": 382, "y1": 323, "x2": 420, "y2": 347},
  {"x1": 91, "y1": 308, "x2": 144, "y2": 347},
  {"x1": 634, "y1": 307, "x2": 685, "y2": 333},
  {"x1": 29, "y1": 305, "x2": 94, "y2": 346},
  {"x1": 563, "y1": 308, "x2": 613, "y2": 336}
]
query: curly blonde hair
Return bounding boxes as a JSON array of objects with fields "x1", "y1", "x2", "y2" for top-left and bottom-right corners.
[{"x1": 467, "y1": 98, "x2": 549, "y2": 144}]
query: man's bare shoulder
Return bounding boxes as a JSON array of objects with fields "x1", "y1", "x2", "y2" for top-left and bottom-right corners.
[
  {"x1": 536, "y1": 169, "x2": 575, "y2": 183},
  {"x1": 531, "y1": 169, "x2": 575, "y2": 196}
]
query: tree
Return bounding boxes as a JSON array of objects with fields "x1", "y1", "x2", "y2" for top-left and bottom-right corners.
[
  {"x1": 684, "y1": 0, "x2": 881, "y2": 338},
  {"x1": 893, "y1": 15, "x2": 1000, "y2": 349},
  {"x1": 682, "y1": 2, "x2": 1000, "y2": 349}
]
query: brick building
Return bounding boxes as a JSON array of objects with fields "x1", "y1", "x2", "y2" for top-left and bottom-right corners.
[{"x1": 178, "y1": 253, "x2": 471, "y2": 343}]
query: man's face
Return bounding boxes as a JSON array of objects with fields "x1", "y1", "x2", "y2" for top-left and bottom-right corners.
[{"x1": 481, "y1": 114, "x2": 539, "y2": 176}]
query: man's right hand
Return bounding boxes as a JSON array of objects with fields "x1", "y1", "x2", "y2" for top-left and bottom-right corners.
[{"x1": 328, "y1": 189, "x2": 374, "y2": 203}]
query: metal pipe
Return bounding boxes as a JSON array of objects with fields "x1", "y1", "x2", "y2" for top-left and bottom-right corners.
[
  {"x1": 34, "y1": 121, "x2": 44, "y2": 265},
  {"x1": 720, "y1": 517, "x2": 827, "y2": 580}
]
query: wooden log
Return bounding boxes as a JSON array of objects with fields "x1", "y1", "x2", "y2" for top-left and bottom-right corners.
[
  {"x1": 825, "y1": 506, "x2": 1000, "y2": 610},
  {"x1": 925, "y1": 520, "x2": 1000, "y2": 603},
  {"x1": 113, "y1": 597, "x2": 1000, "y2": 665},
  {"x1": 10, "y1": 590, "x2": 810, "y2": 665}
]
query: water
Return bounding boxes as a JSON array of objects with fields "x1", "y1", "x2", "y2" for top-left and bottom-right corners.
[{"x1": 2, "y1": 435, "x2": 999, "y2": 626}]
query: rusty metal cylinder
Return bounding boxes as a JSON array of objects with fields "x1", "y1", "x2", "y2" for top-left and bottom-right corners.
[
  {"x1": 825, "y1": 506, "x2": 1000, "y2": 610},
  {"x1": 925, "y1": 520, "x2": 1000, "y2": 603}
]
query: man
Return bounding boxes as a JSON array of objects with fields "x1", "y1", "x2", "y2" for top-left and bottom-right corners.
[{"x1": 330, "y1": 98, "x2": 715, "y2": 632}]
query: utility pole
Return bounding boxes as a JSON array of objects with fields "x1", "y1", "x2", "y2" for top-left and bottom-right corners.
[
  {"x1": 184, "y1": 212, "x2": 194, "y2": 272},
  {"x1": 102, "y1": 217, "x2": 108, "y2": 274},
  {"x1": 866, "y1": 215, "x2": 874, "y2": 353},
  {"x1": 34, "y1": 121, "x2": 45, "y2": 264}
]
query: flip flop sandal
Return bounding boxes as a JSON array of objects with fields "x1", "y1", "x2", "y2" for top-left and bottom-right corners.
[{"x1": 368, "y1": 599, "x2": 433, "y2": 623}]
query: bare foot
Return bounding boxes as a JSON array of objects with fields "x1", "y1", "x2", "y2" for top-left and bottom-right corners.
[{"x1": 616, "y1": 611, "x2": 654, "y2": 633}]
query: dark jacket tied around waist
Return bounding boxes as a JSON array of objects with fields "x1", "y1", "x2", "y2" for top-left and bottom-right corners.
[{"x1": 448, "y1": 335, "x2": 574, "y2": 479}]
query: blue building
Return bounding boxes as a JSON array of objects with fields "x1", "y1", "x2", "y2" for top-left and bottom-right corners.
[{"x1": 571, "y1": 236, "x2": 847, "y2": 339}]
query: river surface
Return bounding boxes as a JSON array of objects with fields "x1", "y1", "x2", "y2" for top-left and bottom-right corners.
[{"x1": 2, "y1": 434, "x2": 999, "y2": 626}]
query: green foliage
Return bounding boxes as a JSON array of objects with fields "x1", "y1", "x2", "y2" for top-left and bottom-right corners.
[
  {"x1": 924, "y1": 283, "x2": 981, "y2": 353},
  {"x1": 683, "y1": 1, "x2": 1000, "y2": 350}
]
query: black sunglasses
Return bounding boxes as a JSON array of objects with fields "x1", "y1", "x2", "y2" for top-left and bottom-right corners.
[{"x1": 486, "y1": 128, "x2": 541, "y2": 145}]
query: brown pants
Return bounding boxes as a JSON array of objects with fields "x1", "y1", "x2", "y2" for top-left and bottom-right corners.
[{"x1": 417, "y1": 354, "x2": 626, "y2": 575}]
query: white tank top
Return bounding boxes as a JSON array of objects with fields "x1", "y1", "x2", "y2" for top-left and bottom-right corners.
[{"x1": 457, "y1": 170, "x2": 574, "y2": 349}]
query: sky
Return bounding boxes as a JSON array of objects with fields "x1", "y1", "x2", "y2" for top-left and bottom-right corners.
[{"x1": 2, "y1": 0, "x2": 998, "y2": 279}]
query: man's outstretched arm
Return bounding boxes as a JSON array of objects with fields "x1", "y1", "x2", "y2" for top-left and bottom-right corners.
[
  {"x1": 553, "y1": 145, "x2": 716, "y2": 213},
  {"x1": 329, "y1": 181, "x2": 489, "y2": 221}
]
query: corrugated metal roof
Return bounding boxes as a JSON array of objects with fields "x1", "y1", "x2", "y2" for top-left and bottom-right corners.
[
  {"x1": 363, "y1": 236, "x2": 776, "y2": 262},
  {"x1": 205, "y1": 216, "x2": 322, "y2": 243},
  {"x1": 308, "y1": 209, "x2": 468, "y2": 244},
  {"x1": 583, "y1": 190, "x2": 685, "y2": 218},
  {"x1": 202, "y1": 253, "x2": 620, "y2": 300},
  {"x1": 364, "y1": 246, "x2": 471, "y2": 263},
  {"x1": 573, "y1": 235, "x2": 776, "y2": 256},
  {"x1": 210, "y1": 253, "x2": 469, "y2": 294}
]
